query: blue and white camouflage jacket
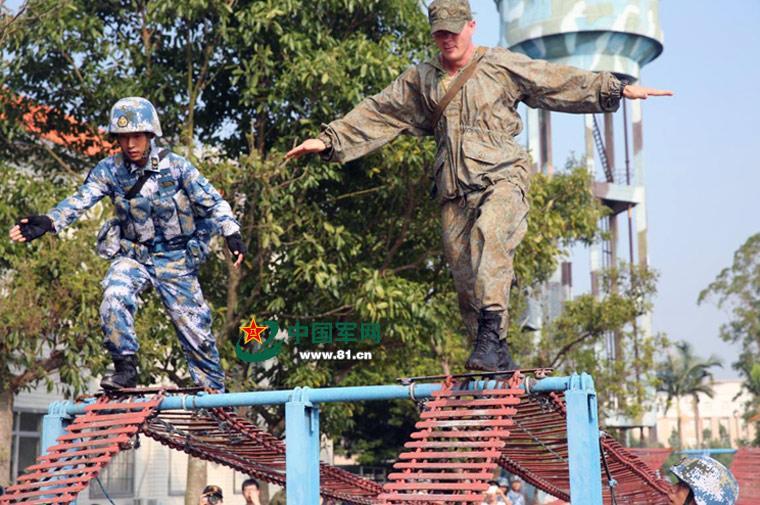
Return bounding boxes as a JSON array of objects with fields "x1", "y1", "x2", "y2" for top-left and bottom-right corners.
[{"x1": 46, "y1": 144, "x2": 240, "y2": 247}]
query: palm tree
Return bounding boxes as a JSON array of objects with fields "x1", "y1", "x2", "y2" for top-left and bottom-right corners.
[{"x1": 657, "y1": 341, "x2": 722, "y2": 447}]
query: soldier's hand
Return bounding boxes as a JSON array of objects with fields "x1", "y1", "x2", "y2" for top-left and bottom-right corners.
[
  {"x1": 623, "y1": 84, "x2": 673, "y2": 100},
  {"x1": 285, "y1": 138, "x2": 326, "y2": 161},
  {"x1": 225, "y1": 232, "x2": 246, "y2": 268},
  {"x1": 9, "y1": 215, "x2": 55, "y2": 243}
]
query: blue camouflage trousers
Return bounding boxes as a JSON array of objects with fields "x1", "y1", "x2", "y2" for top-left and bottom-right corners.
[{"x1": 99, "y1": 251, "x2": 225, "y2": 391}]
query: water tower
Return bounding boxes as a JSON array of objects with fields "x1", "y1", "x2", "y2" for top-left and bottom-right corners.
[{"x1": 495, "y1": 0, "x2": 664, "y2": 435}]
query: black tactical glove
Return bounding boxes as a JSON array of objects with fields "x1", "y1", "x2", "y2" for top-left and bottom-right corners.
[
  {"x1": 225, "y1": 232, "x2": 246, "y2": 262},
  {"x1": 16, "y1": 215, "x2": 55, "y2": 242}
]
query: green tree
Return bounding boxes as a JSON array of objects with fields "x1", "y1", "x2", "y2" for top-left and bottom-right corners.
[
  {"x1": 532, "y1": 263, "x2": 663, "y2": 421},
  {"x1": 0, "y1": 0, "x2": 433, "y2": 489},
  {"x1": 699, "y1": 233, "x2": 760, "y2": 429},
  {"x1": 657, "y1": 341, "x2": 722, "y2": 447}
]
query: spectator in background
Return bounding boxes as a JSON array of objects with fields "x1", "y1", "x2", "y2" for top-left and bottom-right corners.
[
  {"x1": 200, "y1": 485, "x2": 224, "y2": 505},
  {"x1": 507, "y1": 476, "x2": 526, "y2": 505},
  {"x1": 482, "y1": 484, "x2": 512, "y2": 505},
  {"x1": 241, "y1": 478, "x2": 261, "y2": 505}
]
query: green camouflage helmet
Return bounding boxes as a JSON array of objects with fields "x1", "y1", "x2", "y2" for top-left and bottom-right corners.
[
  {"x1": 428, "y1": 0, "x2": 472, "y2": 34},
  {"x1": 670, "y1": 456, "x2": 739, "y2": 505},
  {"x1": 108, "y1": 97, "x2": 162, "y2": 137}
]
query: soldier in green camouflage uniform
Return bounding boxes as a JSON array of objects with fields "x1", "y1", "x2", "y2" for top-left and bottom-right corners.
[{"x1": 286, "y1": 0, "x2": 671, "y2": 371}]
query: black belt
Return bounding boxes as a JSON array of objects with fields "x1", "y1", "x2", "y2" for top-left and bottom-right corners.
[{"x1": 142, "y1": 237, "x2": 190, "y2": 253}]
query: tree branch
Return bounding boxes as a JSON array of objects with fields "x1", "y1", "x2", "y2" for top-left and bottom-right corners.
[
  {"x1": 223, "y1": 256, "x2": 242, "y2": 343},
  {"x1": 59, "y1": 50, "x2": 97, "y2": 108},
  {"x1": 279, "y1": 304, "x2": 354, "y2": 321},
  {"x1": 9, "y1": 349, "x2": 66, "y2": 392},
  {"x1": 139, "y1": 0, "x2": 154, "y2": 79},
  {"x1": 0, "y1": 1, "x2": 31, "y2": 45},
  {"x1": 38, "y1": 141, "x2": 77, "y2": 176},
  {"x1": 380, "y1": 176, "x2": 421, "y2": 272},
  {"x1": 385, "y1": 248, "x2": 436, "y2": 276},
  {"x1": 549, "y1": 331, "x2": 595, "y2": 368}
]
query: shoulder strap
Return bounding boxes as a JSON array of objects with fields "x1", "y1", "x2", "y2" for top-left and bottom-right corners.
[
  {"x1": 124, "y1": 171, "x2": 154, "y2": 200},
  {"x1": 124, "y1": 149, "x2": 171, "y2": 199},
  {"x1": 431, "y1": 46, "x2": 487, "y2": 130}
]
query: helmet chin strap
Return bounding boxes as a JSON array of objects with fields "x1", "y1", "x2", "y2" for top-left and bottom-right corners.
[{"x1": 147, "y1": 137, "x2": 158, "y2": 160}]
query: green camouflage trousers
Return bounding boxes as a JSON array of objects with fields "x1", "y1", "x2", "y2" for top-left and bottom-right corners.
[{"x1": 441, "y1": 181, "x2": 529, "y2": 341}]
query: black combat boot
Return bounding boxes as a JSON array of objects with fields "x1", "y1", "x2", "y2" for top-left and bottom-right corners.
[
  {"x1": 497, "y1": 338, "x2": 519, "y2": 371},
  {"x1": 100, "y1": 354, "x2": 138, "y2": 390},
  {"x1": 465, "y1": 310, "x2": 503, "y2": 371}
]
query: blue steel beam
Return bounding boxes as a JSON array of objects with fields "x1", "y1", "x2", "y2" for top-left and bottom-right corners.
[
  {"x1": 64, "y1": 377, "x2": 575, "y2": 416},
  {"x1": 65, "y1": 383, "x2": 443, "y2": 415},
  {"x1": 525, "y1": 376, "x2": 571, "y2": 394},
  {"x1": 679, "y1": 448, "x2": 737, "y2": 456}
]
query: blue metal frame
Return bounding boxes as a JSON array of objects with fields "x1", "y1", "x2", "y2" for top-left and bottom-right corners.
[
  {"x1": 41, "y1": 374, "x2": 605, "y2": 505},
  {"x1": 679, "y1": 448, "x2": 737, "y2": 456},
  {"x1": 285, "y1": 387, "x2": 321, "y2": 504},
  {"x1": 41, "y1": 401, "x2": 76, "y2": 504},
  {"x1": 564, "y1": 373, "x2": 603, "y2": 504}
]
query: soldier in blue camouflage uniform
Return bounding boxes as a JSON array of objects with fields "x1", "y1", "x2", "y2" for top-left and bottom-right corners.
[
  {"x1": 668, "y1": 456, "x2": 739, "y2": 505},
  {"x1": 9, "y1": 97, "x2": 245, "y2": 391}
]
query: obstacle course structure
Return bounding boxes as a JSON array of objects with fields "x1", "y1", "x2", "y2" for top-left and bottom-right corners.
[
  {"x1": 732, "y1": 448, "x2": 760, "y2": 505},
  {"x1": 0, "y1": 372, "x2": 673, "y2": 505}
]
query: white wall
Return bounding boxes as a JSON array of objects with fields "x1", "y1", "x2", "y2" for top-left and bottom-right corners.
[{"x1": 655, "y1": 380, "x2": 756, "y2": 447}]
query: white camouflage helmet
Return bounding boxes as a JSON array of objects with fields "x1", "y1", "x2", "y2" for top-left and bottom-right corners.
[
  {"x1": 108, "y1": 97, "x2": 162, "y2": 137},
  {"x1": 670, "y1": 456, "x2": 739, "y2": 505}
]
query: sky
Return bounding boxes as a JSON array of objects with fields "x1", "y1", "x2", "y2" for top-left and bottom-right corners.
[
  {"x1": 4, "y1": 0, "x2": 758, "y2": 379},
  {"x1": 470, "y1": 0, "x2": 760, "y2": 379}
]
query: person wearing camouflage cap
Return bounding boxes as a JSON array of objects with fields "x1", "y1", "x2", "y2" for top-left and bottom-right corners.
[
  {"x1": 9, "y1": 97, "x2": 246, "y2": 392},
  {"x1": 668, "y1": 456, "x2": 739, "y2": 505},
  {"x1": 285, "y1": 0, "x2": 672, "y2": 372}
]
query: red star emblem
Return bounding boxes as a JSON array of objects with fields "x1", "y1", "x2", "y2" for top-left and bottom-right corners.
[{"x1": 240, "y1": 317, "x2": 268, "y2": 345}]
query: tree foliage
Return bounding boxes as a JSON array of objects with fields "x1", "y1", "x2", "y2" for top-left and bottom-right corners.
[
  {"x1": 656, "y1": 341, "x2": 722, "y2": 446},
  {"x1": 1, "y1": 0, "x2": 662, "y2": 470},
  {"x1": 699, "y1": 233, "x2": 760, "y2": 421}
]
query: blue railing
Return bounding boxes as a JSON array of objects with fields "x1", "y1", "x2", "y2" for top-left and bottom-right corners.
[{"x1": 41, "y1": 373, "x2": 603, "y2": 505}]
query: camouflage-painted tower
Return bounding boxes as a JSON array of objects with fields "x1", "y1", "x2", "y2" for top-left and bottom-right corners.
[{"x1": 495, "y1": 0, "x2": 664, "y2": 434}]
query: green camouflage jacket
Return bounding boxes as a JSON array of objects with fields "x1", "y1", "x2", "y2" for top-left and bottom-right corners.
[{"x1": 319, "y1": 46, "x2": 624, "y2": 200}]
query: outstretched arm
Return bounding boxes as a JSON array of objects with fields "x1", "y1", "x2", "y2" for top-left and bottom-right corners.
[
  {"x1": 286, "y1": 66, "x2": 431, "y2": 163},
  {"x1": 497, "y1": 49, "x2": 672, "y2": 113},
  {"x1": 9, "y1": 162, "x2": 111, "y2": 243},
  {"x1": 286, "y1": 138, "x2": 327, "y2": 161},
  {"x1": 623, "y1": 84, "x2": 673, "y2": 99},
  {"x1": 9, "y1": 216, "x2": 55, "y2": 243}
]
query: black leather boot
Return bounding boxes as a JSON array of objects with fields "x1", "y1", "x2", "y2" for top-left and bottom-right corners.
[
  {"x1": 100, "y1": 354, "x2": 138, "y2": 390},
  {"x1": 497, "y1": 338, "x2": 519, "y2": 371},
  {"x1": 465, "y1": 310, "x2": 503, "y2": 371}
]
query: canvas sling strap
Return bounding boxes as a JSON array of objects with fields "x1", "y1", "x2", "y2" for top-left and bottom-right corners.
[
  {"x1": 124, "y1": 148, "x2": 170, "y2": 199},
  {"x1": 431, "y1": 46, "x2": 487, "y2": 129}
]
